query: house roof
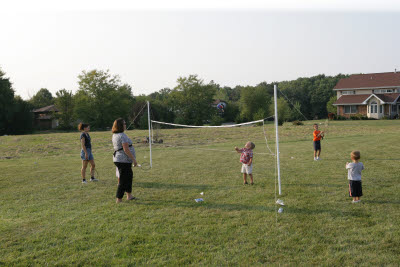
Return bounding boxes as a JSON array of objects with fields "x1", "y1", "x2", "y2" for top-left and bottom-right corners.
[
  {"x1": 33, "y1": 105, "x2": 59, "y2": 113},
  {"x1": 333, "y1": 94, "x2": 370, "y2": 105},
  {"x1": 333, "y1": 93, "x2": 400, "y2": 105},
  {"x1": 375, "y1": 93, "x2": 400, "y2": 103},
  {"x1": 334, "y1": 72, "x2": 400, "y2": 90}
]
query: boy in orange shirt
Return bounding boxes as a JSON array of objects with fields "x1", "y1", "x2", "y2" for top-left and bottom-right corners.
[{"x1": 313, "y1": 124, "x2": 324, "y2": 161}]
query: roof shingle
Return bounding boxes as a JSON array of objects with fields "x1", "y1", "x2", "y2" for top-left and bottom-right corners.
[
  {"x1": 334, "y1": 72, "x2": 400, "y2": 90},
  {"x1": 333, "y1": 93, "x2": 400, "y2": 105},
  {"x1": 33, "y1": 105, "x2": 59, "y2": 113}
]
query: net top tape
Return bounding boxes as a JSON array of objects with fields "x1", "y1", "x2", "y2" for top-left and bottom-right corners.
[{"x1": 151, "y1": 116, "x2": 274, "y2": 128}]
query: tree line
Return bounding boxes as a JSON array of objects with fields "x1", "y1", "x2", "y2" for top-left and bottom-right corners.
[{"x1": 0, "y1": 66, "x2": 347, "y2": 135}]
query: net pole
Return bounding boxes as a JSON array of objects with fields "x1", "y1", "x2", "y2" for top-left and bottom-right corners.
[
  {"x1": 274, "y1": 84, "x2": 282, "y2": 195},
  {"x1": 147, "y1": 101, "x2": 152, "y2": 168}
]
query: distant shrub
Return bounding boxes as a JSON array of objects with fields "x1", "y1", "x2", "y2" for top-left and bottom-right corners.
[
  {"x1": 335, "y1": 115, "x2": 347, "y2": 120},
  {"x1": 292, "y1": 120, "x2": 304, "y2": 126},
  {"x1": 350, "y1": 115, "x2": 361, "y2": 120},
  {"x1": 210, "y1": 115, "x2": 223, "y2": 126}
]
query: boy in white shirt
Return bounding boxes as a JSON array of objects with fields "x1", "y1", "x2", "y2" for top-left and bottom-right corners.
[{"x1": 346, "y1": 151, "x2": 364, "y2": 203}]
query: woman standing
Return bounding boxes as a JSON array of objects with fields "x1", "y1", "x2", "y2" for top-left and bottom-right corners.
[
  {"x1": 112, "y1": 118, "x2": 137, "y2": 203},
  {"x1": 78, "y1": 123, "x2": 98, "y2": 184}
]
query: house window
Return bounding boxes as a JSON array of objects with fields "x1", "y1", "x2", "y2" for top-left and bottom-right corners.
[
  {"x1": 380, "y1": 105, "x2": 383, "y2": 114},
  {"x1": 370, "y1": 101, "x2": 378, "y2": 113},
  {"x1": 392, "y1": 104, "x2": 397, "y2": 112},
  {"x1": 374, "y1": 89, "x2": 393, "y2": 94},
  {"x1": 344, "y1": 105, "x2": 357, "y2": 114},
  {"x1": 342, "y1": 91, "x2": 355, "y2": 95}
]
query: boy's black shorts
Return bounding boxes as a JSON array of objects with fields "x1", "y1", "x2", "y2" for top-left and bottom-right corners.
[
  {"x1": 349, "y1": 180, "x2": 363, "y2": 197},
  {"x1": 313, "y1": 140, "x2": 321, "y2": 151}
]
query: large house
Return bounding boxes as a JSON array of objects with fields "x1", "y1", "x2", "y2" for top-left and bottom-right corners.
[
  {"x1": 333, "y1": 71, "x2": 400, "y2": 119},
  {"x1": 33, "y1": 105, "x2": 59, "y2": 129}
]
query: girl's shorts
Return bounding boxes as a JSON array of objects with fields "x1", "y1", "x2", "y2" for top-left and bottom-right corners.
[
  {"x1": 349, "y1": 180, "x2": 363, "y2": 197},
  {"x1": 80, "y1": 148, "x2": 94, "y2": 161},
  {"x1": 241, "y1": 163, "x2": 253, "y2": 174}
]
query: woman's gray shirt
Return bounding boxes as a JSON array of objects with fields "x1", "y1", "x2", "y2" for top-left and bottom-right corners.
[{"x1": 112, "y1": 132, "x2": 136, "y2": 163}]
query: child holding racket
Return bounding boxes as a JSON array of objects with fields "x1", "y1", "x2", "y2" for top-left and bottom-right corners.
[
  {"x1": 235, "y1": 141, "x2": 255, "y2": 185},
  {"x1": 313, "y1": 124, "x2": 324, "y2": 161},
  {"x1": 78, "y1": 123, "x2": 98, "y2": 184}
]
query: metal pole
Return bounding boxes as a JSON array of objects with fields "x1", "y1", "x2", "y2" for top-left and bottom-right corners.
[
  {"x1": 147, "y1": 101, "x2": 152, "y2": 168},
  {"x1": 274, "y1": 84, "x2": 282, "y2": 195}
]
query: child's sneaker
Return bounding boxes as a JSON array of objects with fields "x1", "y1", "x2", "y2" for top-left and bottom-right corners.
[
  {"x1": 314, "y1": 157, "x2": 317, "y2": 161},
  {"x1": 90, "y1": 177, "x2": 98, "y2": 182},
  {"x1": 82, "y1": 179, "x2": 87, "y2": 184},
  {"x1": 317, "y1": 157, "x2": 321, "y2": 160},
  {"x1": 352, "y1": 200, "x2": 360, "y2": 203}
]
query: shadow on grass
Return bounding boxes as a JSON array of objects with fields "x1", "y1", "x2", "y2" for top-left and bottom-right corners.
[
  {"x1": 363, "y1": 199, "x2": 400, "y2": 205},
  {"x1": 134, "y1": 198, "x2": 275, "y2": 212},
  {"x1": 285, "y1": 206, "x2": 372, "y2": 217},
  {"x1": 286, "y1": 183, "x2": 342, "y2": 188},
  {"x1": 136, "y1": 182, "x2": 215, "y2": 190}
]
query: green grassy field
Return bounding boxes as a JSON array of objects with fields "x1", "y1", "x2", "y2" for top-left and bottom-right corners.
[{"x1": 1, "y1": 120, "x2": 399, "y2": 265}]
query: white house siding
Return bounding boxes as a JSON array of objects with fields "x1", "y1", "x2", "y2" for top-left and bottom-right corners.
[
  {"x1": 356, "y1": 89, "x2": 373, "y2": 94},
  {"x1": 366, "y1": 97, "x2": 384, "y2": 119}
]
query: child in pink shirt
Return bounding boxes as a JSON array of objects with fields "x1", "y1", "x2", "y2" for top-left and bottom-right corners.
[{"x1": 235, "y1": 141, "x2": 255, "y2": 185}]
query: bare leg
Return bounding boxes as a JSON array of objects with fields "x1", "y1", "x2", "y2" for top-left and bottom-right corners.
[
  {"x1": 116, "y1": 198, "x2": 122, "y2": 203},
  {"x1": 89, "y1": 159, "x2": 96, "y2": 177},
  {"x1": 317, "y1": 150, "x2": 321, "y2": 158},
  {"x1": 249, "y1": 174, "x2": 254, "y2": 185},
  {"x1": 127, "y1": 192, "x2": 133, "y2": 200},
  {"x1": 81, "y1": 160, "x2": 89, "y2": 179},
  {"x1": 243, "y1": 173, "x2": 248, "y2": 184}
]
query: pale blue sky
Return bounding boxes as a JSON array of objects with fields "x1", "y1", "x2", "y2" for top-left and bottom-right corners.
[{"x1": 1, "y1": 1, "x2": 400, "y2": 99}]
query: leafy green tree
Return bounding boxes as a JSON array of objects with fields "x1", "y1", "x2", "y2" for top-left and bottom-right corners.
[
  {"x1": 0, "y1": 68, "x2": 33, "y2": 135},
  {"x1": 10, "y1": 96, "x2": 34, "y2": 134},
  {"x1": 0, "y1": 68, "x2": 16, "y2": 134},
  {"x1": 289, "y1": 101, "x2": 304, "y2": 121},
  {"x1": 168, "y1": 75, "x2": 216, "y2": 125},
  {"x1": 55, "y1": 89, "x2": 74, "y2": 129},
  {"x1": 74, "y1": 70, "x2": 134, "y2": 129},
  {"x1": 239, "y1": 85, "x2": 271, "y2": 121},
  {"x1": 269, "y1": 97, "x2": 291, "y2": 125},
  {"x1": 30, "y1": 88, "x2": 54, "y2": 108},
  {"x1": 223, "y1": 101, "x2": 240, "y2": 122},
  {"x1": 326, "y1": 95, "x2": 338, "y2": 115}
]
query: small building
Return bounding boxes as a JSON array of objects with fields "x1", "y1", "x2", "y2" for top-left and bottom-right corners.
[
  {"x1": 33, "y1": 105, "x2": 59, "y2": 129},
  {"x1": 333, "y1": 72, "x2": 400, "y2": 119}
]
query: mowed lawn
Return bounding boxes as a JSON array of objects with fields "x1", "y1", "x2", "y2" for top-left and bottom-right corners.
[{"x1": 0, "y1": 120, "x2": 399, "y2": 265}]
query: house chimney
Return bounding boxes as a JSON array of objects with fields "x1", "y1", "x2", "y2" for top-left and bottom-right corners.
[{"x1": 395, "y1": 68, "x2": 397, "y2": 73}]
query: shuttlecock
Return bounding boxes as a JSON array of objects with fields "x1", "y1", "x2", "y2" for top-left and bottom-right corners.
[
  {"x1": 200, "y1": 192, "x2": 204, "y2": 195},
  {"x1": 276, "y1": 199, "x2": 285, "y2": 206},
  {"x1": 290, "y1": 157, "x2": 294, "y2": 159},
  {"x1": 278, "y1": 207, "x2": 283, "y2": 213}
]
